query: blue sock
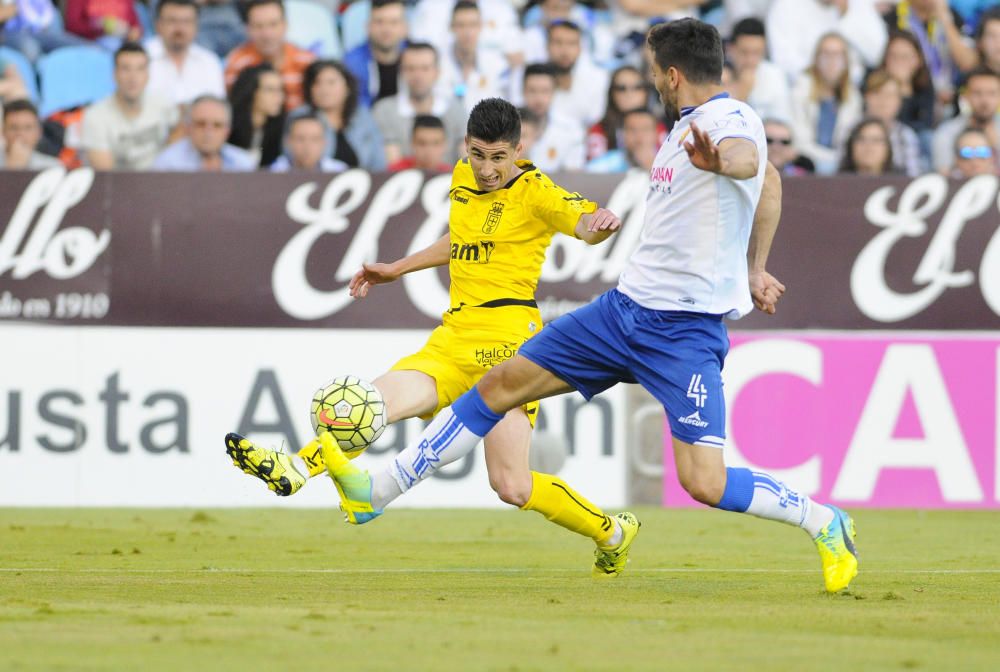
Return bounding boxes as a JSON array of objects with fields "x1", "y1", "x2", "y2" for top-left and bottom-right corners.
[
  {"x1": 452, "y1": 386, "x2": 504, "y2": 437},
  {"x1": 715, "y1": 467, "x2": 754, "y2": 512}
]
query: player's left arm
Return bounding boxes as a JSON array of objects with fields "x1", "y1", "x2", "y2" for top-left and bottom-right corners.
[
  {"x1": 574, "y1": 208, "x2": 622, "y2": 245},
  {"x1": 684, "y1": 122, "x2": 758, "y2": 180},
  {"x1": 747, "y1": 161, "x2": 786, "y2": 315}
]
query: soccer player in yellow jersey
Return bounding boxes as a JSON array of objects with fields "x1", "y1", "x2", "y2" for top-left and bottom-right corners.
[{"x1": 226, "y1": 98, "x2": 641, "y2": 577}]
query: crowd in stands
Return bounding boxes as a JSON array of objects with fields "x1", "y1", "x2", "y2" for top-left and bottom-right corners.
[{"x1": 1, "y1": 0, "x2": 999, "y2": 178}]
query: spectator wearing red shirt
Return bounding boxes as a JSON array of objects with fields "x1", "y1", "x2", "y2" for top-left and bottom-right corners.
[
  {"x1": 224, "y1": 0, "x2": 314, "y2": 110},
  {"x1": 388, "y1": 115, "x2": 452, "y2": 172},
  {"x1": 65, "y1": 0, "x2": 141, "y2": 44}
]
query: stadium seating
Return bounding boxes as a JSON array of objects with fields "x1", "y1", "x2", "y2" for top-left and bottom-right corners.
[
  {"x1": 0, "y1": 47, "x2": 40, "y2": 103},
  {"x1": 286, "y1": 0, "x2": 342, "y2": 58},
  {"x1": 37, "y1": 46, "x2": 115, "y2": 118},
  {"x1": 340, "y1": 0, "x2": 370, "y2": 53}
]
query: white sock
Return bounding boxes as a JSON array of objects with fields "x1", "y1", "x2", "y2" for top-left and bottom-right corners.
[
  {"x1": 745, "y1": 472, "x2": 834, "y2": 537},
  {"x1": 290, "y1": 454, "x2": 310, "y2": 479},
  {"x1": 372, "y1": 407, "x2": 483, "y2": 509},
  {"x1": 600, "y1": 520, "x2": 623, "y2": 549}
]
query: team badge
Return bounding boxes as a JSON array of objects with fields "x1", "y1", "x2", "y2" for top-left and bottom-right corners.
[{"x1": 482, "y1": 202, "x2": 505, "y2": 234}]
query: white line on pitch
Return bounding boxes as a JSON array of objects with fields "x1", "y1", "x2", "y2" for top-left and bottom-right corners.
[{"x1": 1, "y1": 567, "x2": 999, "y2": 575}]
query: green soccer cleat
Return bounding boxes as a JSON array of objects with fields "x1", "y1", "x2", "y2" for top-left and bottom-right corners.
[
  {"x1": 225, "y1": 432, "x2": 306, "y2": 497},
  {"x1": 814, "y1": 505, "x2": 859, "y2": 593},
  {"x1": 318, "y1": 431, "x2": 383, "y2": 525},
  {"x1": 592, "y1": 511, "x2": 641, "y2": 578}
]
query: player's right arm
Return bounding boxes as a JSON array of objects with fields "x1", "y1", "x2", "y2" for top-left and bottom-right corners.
[
  {"x1": 348, "y1": 233, "x2": 451, "y2": 299},
  {"x1": 747, "y1": 161, "x2": 786, "y2": 315}
]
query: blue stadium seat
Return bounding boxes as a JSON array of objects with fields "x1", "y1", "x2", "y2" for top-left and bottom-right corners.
[
  {"x1": 340, "y1": 0, "x2": 370, "y2": 54},
  {"x1": 134, "y1": 0, "x2": 155, "y2": 37},
  {"x1": 37, "y1": 46, "x2": 115, "y2": 118},
  {"x1": 286, "y1": 0, "x2": 342, "y2": 58},
  {"x1": 0, "y1": 47, "x2": 40, "y2": 103}
]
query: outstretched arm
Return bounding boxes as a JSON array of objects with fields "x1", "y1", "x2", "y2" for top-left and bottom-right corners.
[
  {"x1": 349, "y1": 233, "x2": 451, "y2": 298},
  {"x1": 574, "y1": 207, "x2": 622, "y2": 245},
  {"x1": 684, "y1": 123, "x2": 759, "y2": 180},
  {"x1": 747, "y1": 161, "x2": 786, "y2": 314}
]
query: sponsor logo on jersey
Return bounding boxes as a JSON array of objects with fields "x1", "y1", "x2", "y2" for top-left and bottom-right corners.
[
  {"x1": 482, "y1": 202, "x2": 505, "y2": 234},
  {"x1": 475, "y1": 343, "x2": 519, "y2": 368},
  {"x1": 677, "y1": 411, "x2": 709, "y2": 428},
  {"x1": 452, "y1": 192, "x2": 469, "y2": 204},
  {"x1": 451, "y1": 240, "x2": 496, "y2": 264},
  {"x1": 650, "y1": 166, "x2": 674, "y2": 184}
]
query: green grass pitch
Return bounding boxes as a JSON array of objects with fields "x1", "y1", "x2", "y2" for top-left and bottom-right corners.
[{"x1": 2, "y1": 508, "x2": 998, "y2": 671}]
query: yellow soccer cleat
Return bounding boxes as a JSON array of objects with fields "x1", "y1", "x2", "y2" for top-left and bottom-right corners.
[
  {"x1": 814, "y1": 505, "x2": 859, "y2": 593},
  {"x1": 318, "y1": 432, "x2": 383, "y2": 525},
  {"x1": 224, "y1": 432, "x2": 306, "y2": 497},
  {"x1": 592, "y1": 511, "x2": 641, "y2": 578}
]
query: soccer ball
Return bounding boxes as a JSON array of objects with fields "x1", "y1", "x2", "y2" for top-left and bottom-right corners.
[{"x1": 310, "y1": 376, "x2": 386, "y2": 458}]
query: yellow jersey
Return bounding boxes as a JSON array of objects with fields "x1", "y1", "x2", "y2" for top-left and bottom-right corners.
[{"x1": 446, "y1": 158, "x2": 597, "y2": 313}]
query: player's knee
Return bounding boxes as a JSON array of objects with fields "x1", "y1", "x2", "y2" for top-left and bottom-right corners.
[
  {"x1": 490, "y1": 474, "x2": 531, "y2": 507},
  {"x1": 678, "y1": 470, "x2": 725, "y2": 506}
]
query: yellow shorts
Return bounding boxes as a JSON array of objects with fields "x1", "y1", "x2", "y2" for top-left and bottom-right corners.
[{"x1": 390, "y1": 305, "x2": 542, "y2": 426}]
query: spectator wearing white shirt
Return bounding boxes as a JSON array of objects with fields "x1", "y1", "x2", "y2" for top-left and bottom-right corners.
[
  {"x1": 371, "y1": 42, "x2": 468, "y2": 164},
  {"x1": 145, "y1": 0, "x2": 226, "y2": 107},
  {"x1": 767, "y1": 0, "x2": 887, "y2": 83},
  {"x1": 438, "y1": 1, "x2": 512, "y2": 113},
  {"x1": 546, "y1": 20, "x2": 609, "y2": 128},
  {"x1": 520, "y1": 62, "x2": 584, "y2": 172},
  {"x1": 410, "y1": 0, "x2": 524, "y2": 68},
  {"x1": 152, "y1": 95, "x2": 255, "y2": 171},
  {"x1": 789, "y1": 32, "x2": 863, "y2": 174},
  {"x1": 931, "y1": 67, "x2": 1000, "y2": 172},
  {"x1": 726, "y1": 18, "x2": 792, "y2": 123},
  {"x1": 81, "y1": 43, "x2": 180, "y2": 170}
]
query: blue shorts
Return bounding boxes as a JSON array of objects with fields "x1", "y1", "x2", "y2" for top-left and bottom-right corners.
[{"x1": 519, "y1": 289, "x2": 729, "y2": 447}]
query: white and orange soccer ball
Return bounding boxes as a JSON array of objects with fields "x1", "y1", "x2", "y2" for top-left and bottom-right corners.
[{"x1": 310, "y1": 376, "x2": 386, "y2": 458}]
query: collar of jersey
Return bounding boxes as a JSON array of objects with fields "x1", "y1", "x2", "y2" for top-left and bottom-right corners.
[
  {"x1": 679, "y1": 92, "x2": 730, "y2": 118},
  {"x1": 455, "y1": 159, "x2": 537, "y2": 195}
]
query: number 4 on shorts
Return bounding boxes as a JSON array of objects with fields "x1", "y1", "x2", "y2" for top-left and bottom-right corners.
[{"x1": 686, "y1": 374, "x2": 707, "y2": 408}]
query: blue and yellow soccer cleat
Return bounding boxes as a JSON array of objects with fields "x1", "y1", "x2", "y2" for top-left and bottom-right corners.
[
  {"x1": 592, "y1": 511, "x2": 641, "y2": 578},
  {"x1": 318, "y1": 431, "x2": 383, "y2": 525},
  {"x1": 814, "y1": 505, "x2": 859, "y2": 593},
  {"x1": 224, "y1": 432, "x2": 306, "y2": 497}
]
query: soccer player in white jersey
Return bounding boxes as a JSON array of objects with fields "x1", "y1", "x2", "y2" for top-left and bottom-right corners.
[{"x1": 320, "y1": 19, "x2": 859, "y2": 593}]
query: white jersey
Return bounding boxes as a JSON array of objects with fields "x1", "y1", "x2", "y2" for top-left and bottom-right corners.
[{"x1": 617, "y1": 93, "x2": 767, "y2": 320}]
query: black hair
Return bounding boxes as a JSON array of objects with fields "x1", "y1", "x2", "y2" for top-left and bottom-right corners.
[
  {"x1": 467, "y1": 97, "x2": 520, "y2": 146},
  {"x1": 246, "y1": 0, "x2": 284, "y2": 20},
  {"x1": 402, "y1": 41, "x2": 439, "y2": 63},
  {"x1": 114, "y1": 41, "x2": 148, "y2": 66},
  {"x1": 372, "y1": 0, "x2": 405, "y2": 9},
  {"x1": 596, "y1": 65, "x2": 649, "y2": 152},
  {"x1": 413, "y1": 114, "x2": 445, "y2": 132},
  {"x1": 155, "y1": 0, "x2": 198, "y2": 19},
  {"x1": 523, "y1": 62, "x2": 558, "y2": 82},
  {"x1": 2, "y1": 98, "x2": 40, "y2": 121},
  {"x1": 287, "y1": 112, "x2": 326, "y2": 133},
  {"x1": 731, "y1": 17, "x2": 765, "y2": 41},
  {"x1": 547, "y1": 19, "x2": 582, "y2": 38},
  {"x1": 227, "y1": 63, "x2": 285, "y2": 167},
  {"x1": 622, "y1": 107, "x2": 657, "y2": 124},
  {"x1": 646, "y1": 18, "x2": 723, "y2": 85},
  {"x1": 976, "y1": 6, "x2": 1000, "y2": 40},
  {"x1": 963, "y1": 66, "x2": 1000, "y2": 87},
  {"x1": 302, "y1": 60, "x2": 359, "y2": 127},
  {"x1": 451, "y1": 0, "x2": 479, "y2": 17}
]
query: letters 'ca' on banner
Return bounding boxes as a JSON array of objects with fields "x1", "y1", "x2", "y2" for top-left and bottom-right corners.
[{"x1": 663, "y1": 332, "x2": 1000, "y2": 508}]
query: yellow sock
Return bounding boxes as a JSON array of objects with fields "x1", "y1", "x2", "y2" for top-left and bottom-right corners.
[
  {"x1": 521, "y1": 471, "x2": 615, "y2": 545},
  {"x1": 297, "y1": 438, "x2": 326, "y2": 478}
]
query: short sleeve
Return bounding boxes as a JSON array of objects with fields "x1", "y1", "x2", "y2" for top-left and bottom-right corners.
[
  {"x1": 530, "y1": 174, "x2": 597, "y2": 237},
  {"x1": 703, "y1": 102, "x2": 765, "y2": 157},
  {"x1": 80, "y1": 105, "x2": 111, "y2": 152}
]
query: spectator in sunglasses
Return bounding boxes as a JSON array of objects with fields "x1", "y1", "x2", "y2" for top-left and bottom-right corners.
[
  {"x1": 764, "y1": 118, "x2": 814, "y2": 176},
  {"x1": 586, "y1": 65, "x2": 664, "y2": 161},
  {"x1": 951, "y1": 127, "x2": 998, "y2": 177}
]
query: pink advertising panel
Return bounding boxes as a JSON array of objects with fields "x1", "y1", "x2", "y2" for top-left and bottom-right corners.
[{"x1": 663, "y1": 333, "x2": 1000, "y2": 508}]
